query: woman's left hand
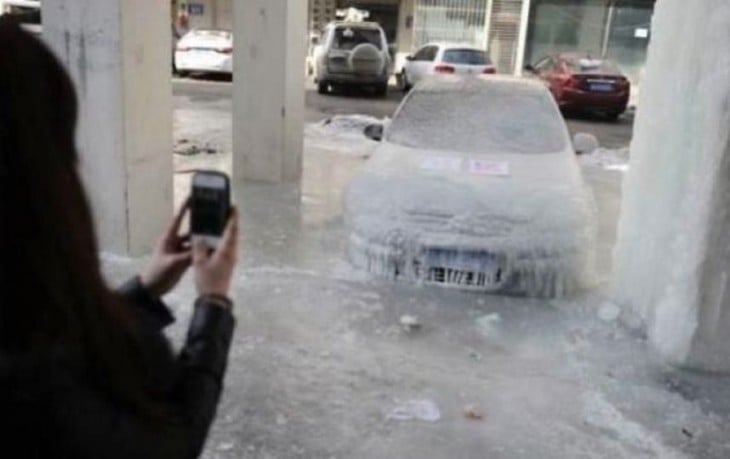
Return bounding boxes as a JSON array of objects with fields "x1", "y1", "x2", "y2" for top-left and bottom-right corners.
[{"x1": 141, "y1": 198, "x2": 193, "y2": 297}]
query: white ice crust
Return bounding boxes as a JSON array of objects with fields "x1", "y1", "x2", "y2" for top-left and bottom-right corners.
[
  {"x1": 612, "y1": 0, "x2": 730, "y2": 369},
  {"x1": 345, "y1": 77, "x2": 598, "y2": 297}
]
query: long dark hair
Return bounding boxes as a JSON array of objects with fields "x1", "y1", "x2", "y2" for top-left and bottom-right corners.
[{"x1": 0, "y1": 19, "x2": 155, "y2": 415}]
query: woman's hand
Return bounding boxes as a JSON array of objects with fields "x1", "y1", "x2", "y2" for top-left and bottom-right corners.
[
  {"x1": 140, "y1": 199, "x2": 193, "y2": 297},
  {"x1": 193, "y1": 208, "x2": 238, "y2": 301}
]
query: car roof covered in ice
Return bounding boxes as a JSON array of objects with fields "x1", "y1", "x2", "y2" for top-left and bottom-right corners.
[
  {"x1": 329, "y1": 21, "x2": 384, "y2": 30},
  {"x1": 412, "y1": 75, "x2": 548, "y2": 96}
]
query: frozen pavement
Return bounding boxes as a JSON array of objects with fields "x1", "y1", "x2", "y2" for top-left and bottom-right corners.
[{"x1": 102, "y1": 97, "x2": 730, "y2": 458}]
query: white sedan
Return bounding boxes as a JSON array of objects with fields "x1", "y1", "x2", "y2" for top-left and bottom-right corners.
[
  {"x1": 175, "y1": 29, "x2": 233, "y2": 75},
  {"x1": 400, "y1": 43, "x2": 496, "y2": 91},
  {"x1": 345, "y1": 76, "x2": 598, "y2": 297}
]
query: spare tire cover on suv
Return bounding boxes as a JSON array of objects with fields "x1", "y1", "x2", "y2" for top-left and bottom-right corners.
[{"x1": 349, "y1": 43, "x2": 384, "y2": 76}]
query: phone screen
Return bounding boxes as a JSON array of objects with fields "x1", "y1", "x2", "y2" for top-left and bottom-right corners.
[{"x1": 191, "y1": 172, "x2": 230, "y2": 238}]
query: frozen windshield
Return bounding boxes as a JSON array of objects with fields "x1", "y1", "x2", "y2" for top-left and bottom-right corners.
[
  {"x1": 387, "y1": 83, "x2": 568, "y2": 154},
  {"x1": 333, "y1": 27, "x2": 383, "y2": 51},
  {"x1": 442, "y1": 49, "x2": 490, "y2": 65}
]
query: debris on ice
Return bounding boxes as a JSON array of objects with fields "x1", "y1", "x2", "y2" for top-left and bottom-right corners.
[
  {"x1": 598, "y1": 302, "x2": 622, "y2": 322},
  {"x1": 399, "y1": 314, "x2": 422, "y2": 333},
  {"x1": 463, "y1": 405, "x2": 485, "y2": 420},
  {"x1": 386, "y1": 399, "x2": 441, "y2": 422},
  {"x1": 475, "y1": 313, "x2": 502, "y2": 337}
]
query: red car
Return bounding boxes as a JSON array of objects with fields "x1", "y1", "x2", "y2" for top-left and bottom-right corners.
[{"x1": 526, "y1": 54, "x2": 630, "y2": 120}]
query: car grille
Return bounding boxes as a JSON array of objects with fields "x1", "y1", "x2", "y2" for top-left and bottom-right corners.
[{"x1": 420, "y1": 248, "x2": 505, "y2": 289}]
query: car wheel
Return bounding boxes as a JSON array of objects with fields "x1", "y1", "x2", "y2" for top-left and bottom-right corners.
[
  {"x1": 177, "y1": 70, "x2": 190, "y2": 78},
  {"x1": 375, "y1": 83, "x2": 388, "y2": 97},
  {"x1": 606, "y1": 111, "x2": 622, "y2": 121},
  {"x1": 400, "y1": 71, "x2": 412, "y2": 92},
  {"x1": 317, "y1": 81, "x2": 329, "y2": 95}
]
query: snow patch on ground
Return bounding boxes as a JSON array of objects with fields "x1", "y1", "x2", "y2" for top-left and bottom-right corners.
[
  {"x1": 304, "y1": 114, "x2": 388, "y2": 157},
  {"x1": 583, "y1": 391, "x2": 689, "y2": 459},
  {"x1": 579, "y1": 147, "x2": 631, "y2": 172}
]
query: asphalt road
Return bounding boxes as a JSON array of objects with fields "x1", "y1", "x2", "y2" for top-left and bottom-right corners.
[{"x1": 173, "y1": 77, "x2": 634, "y2": 149}]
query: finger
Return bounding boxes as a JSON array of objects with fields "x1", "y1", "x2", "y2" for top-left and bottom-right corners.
[
  {"x1": 214, "y1": 208, "x2": 239, "y2": 262},
  {"x1": 171, "y1": 251, "x2": 193, "y2": 268},
  {"x1": 167, "y1": 197, "x2": 191, "y2": 239},
  {"x1": 192, "y1": 237, "x2": 209, "y2": 265},
  {"x1": 175, "y1": 233, "x2": 192, "y2": 251}
]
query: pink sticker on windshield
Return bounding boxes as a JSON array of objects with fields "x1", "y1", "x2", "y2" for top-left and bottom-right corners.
[{"x1": 468, "y1": 160, "x2": 510, "y2": 176}]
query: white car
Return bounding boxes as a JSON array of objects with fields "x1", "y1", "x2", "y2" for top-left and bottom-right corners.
[
  {"x1": 175, "y1": 29, "x2": 233, "y2": 76},
  {"x1": 400, "y1": 43, "x2": 496, "y2": 91},
  {"x1": 345, "y1": 76, "x2": 598, "y2": 297}
]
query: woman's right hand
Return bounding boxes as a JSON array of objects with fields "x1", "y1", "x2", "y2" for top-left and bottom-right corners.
[{"x1": 192, "y1": 208, "x2": 239, "y2": 302}]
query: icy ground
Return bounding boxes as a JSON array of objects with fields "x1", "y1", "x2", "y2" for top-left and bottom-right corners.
[{"x1": 101, "y1": 107, "x2": 730, "y2": 458}]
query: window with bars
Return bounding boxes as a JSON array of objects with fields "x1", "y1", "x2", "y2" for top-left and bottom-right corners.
[{"x1": 413, "y1": 0, "x2": 489, "y2": 49}]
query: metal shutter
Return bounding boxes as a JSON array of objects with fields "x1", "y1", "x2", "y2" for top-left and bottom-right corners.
[{"x1": 488, "y1": 0, "x2": 523, "y2": 73}]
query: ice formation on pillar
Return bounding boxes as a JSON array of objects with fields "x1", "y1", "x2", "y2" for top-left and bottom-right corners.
[{"x1": 612, "y1": 0, "x2": 730, "y2": 370}]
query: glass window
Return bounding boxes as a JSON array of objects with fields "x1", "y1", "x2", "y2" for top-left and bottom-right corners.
[
  {"x1": 414, "y1": 0, "x2": 488, "y2": 49},
  {"x1": 442, "y1": 49, "x2": 491, "y2": 65},
  {"x1": 388, "y1": 84, "x2": 568, "y2": 154},
  {"x1": 533, "y1": 56, "x2": 555, "y2": 73},
  {"x1": 332, "y1": 27, "x2": 383, "y2": 51},
  {"x1": 564, "y1": 57, "x2": 621, "y2": 74},
  {"x1": 414, "y1": 45, "x2": 439, "y2": 61}
]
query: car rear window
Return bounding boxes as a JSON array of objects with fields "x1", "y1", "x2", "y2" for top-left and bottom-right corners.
[
  {"x1": 192, "y1": 30, "x2": 232, "y2": 39},
  {"x1": 387, "y1": 85, "x2": 568, "y2": 155},
  {"x1": 333, "y1": 27, "x2": 383, "y2": 51},
  {"x1": 442, "y1": 49, "x2": 490, "y2": 65},
  {"x1": 565, "y1": 58, "x2": 620, "y2": 74}
]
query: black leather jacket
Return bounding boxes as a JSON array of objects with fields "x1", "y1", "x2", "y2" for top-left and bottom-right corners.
[{"x1": 0, "y1": 277, "x2": 235, "y2": 459}]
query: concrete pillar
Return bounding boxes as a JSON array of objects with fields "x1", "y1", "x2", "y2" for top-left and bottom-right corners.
[
  {"x1": 514, "y1": 0, "x2": 531, "y2": 76},
  {"x1": 43, "y1": 0, "x2": 173, "y2": 255},
  {"x1": 612, "y1": 0, "x2": 730, "y2": 371},
  {"x1": 232, "y1": 0, "x2": 305, "y2": 184}
]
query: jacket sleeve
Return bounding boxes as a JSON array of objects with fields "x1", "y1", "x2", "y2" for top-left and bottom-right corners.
[
  {"x1": 172, "y1": 296, "x2": 236, "y2": 456},
  {"x1": 51, "y1": 297, "x2": 236, "y2": 459},
  {"x1": 117, "y1": 276, "x2": 175, "y2": 329}
]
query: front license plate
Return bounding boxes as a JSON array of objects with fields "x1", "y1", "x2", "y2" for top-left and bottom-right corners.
[{"x1": 590, "y1": 83, "x2": 614, "y2": 92}]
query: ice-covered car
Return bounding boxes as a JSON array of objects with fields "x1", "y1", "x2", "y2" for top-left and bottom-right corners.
[
  {"x1": 345, "y1": 76, "x2": 598, "y2": 297},
  {"x1": 315, "y1": 22, "x2": 391, "y2": 97},
  {"x1": 174, "y1": 29, "x2": 233, "y2": 76}
]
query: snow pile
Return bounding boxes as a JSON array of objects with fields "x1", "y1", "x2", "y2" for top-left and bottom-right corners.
[
  {"x1": 304, "y1": 114, "x2": 387, "y2": 157},
  {"x1": 578, "y1": 147, "x2": 630, "y2": 172},
  {"x1": 612, "y1": 0, "x2": 730, "y2": 370}
]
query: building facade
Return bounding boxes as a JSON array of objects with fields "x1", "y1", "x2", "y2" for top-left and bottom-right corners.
[
  {"x1": 334, "y1": 0, "x2": 654, "y2": 88},
  {"x1": 170, "y1": 0, "x2": 654, "y2": 88}
]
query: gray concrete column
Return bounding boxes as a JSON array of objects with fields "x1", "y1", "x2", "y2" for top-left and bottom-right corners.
[
  {"x1": 43, "y1": 0, "x2": 173, "y2": 255},
  {"x1": 233, "y1": 0, "x2": 306, "y2": 184}
]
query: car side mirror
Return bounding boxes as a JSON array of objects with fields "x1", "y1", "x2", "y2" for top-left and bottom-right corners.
[
  {"x1": 405, "y1": 55, "x2": 414, "y2": 61},
  {"x1": 573, "y1": 133, "x2": 599, "y2": 155},
  {"x1": 364, "y1": 123, "x2": 384, "y2": 142}
]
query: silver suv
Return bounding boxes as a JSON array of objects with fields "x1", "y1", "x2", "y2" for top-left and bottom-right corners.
[{"x1": 314, "y1": 22, "x2": 391, "y2": 97}]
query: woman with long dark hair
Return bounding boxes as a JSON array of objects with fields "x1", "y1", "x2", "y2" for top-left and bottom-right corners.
[{"x1": 0, "y1": 19, "x2": 238, "y2": 458}]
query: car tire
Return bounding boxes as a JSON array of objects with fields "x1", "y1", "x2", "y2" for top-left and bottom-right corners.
[
  {"x1": 606, "y1": 111, "x2": 622, "y2": 122},
  {"x1": 400, "y1": 71, "x2": 412, "y2": 92},
  {"x1": 375, "y1": 83, "x2": 388, "y2": 98},
  {"x1": 317, "y1": 81, "x2": 329, "y2": 95}
]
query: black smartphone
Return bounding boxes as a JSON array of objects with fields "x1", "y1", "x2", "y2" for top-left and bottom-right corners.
[{"x1": 191, "y1": 171, "x2": 231, "y2": 247}]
